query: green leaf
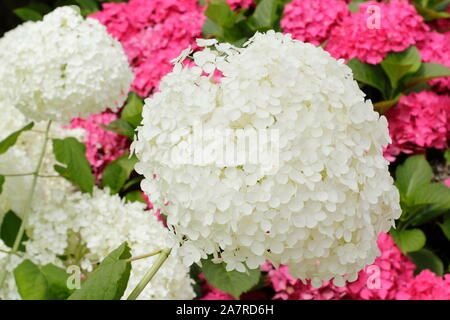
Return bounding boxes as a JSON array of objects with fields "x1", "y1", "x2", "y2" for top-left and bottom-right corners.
[
  {"x1": 408, "y1": 249, "x2": 444, "y2": 276},
  {"x1": 373, "y1": 94, "x2": 402, "y2": 114},
  {"x1": 52, "y1": 138, "x2": 95, "y2": 194},
  {"x1": 41, "y1": 264, "x2": 73, "y2": 300},
  {"x1": 247, "y1": 0, "x2": 278, "y2": 31},
  {"x1": 347, "y1": 58, "x2": 389, "y2": 98},
  {"x1": 438, "y1": 214, "x2": 450, "y2": 241},
  {"x1": 14, "y1": 260, "x2": 49, "y2": 300},
  {"x1": 121, "y1": 92, "x2": 144, "y2": 127},
  {"x1": 68, "y1": 243, "x2": 132, "y2": 300},
  {"x1": 0, "y1": 211, "x2": 28, "y2": 252},
  {"x1": 74, "y1": 0, "x2": 98, "y2": 12},
  {"x1": 0, "y1": 175, "x2": 4, "y2": 194},
  {"x1": 408, "y1": 182, "x2": 450, "y2": 225},
  {"x1": 102, "y1": 154, "x2": 137, "y2": 194},
  {"x1": 395, "y1": 155, "x2": 433, "y2": 203},
  {"x1": 444, "y1": 150, "x2": 450, "y2": 165},
  {"x1": 405, "y1": 63, "x2": 450, "y2": 89},
  {"x1": 124, "y1": 190, "x2": 146, "y2": 204},
  {"x1": 101, "y1": 119, "x2": 135, "y2": 139},
  {"x1": 414, "y1": 3, "x2": 450, "y2": 21},
  {"x1": 0, "y1": 122, "x2": 34, "y2": 155},
  {"x1": 13, "y1": 8, "x2": 43, "y2": 22},
  {"x1": 201, "y1": 259, "x2": 261, "y2": 299},
  {"x1": 205, "y1": 0, "x2": 235, "y2": 29},
  {"x1": 380, "y1": 46, "x2": 421, "y2": 93},
  {"x1": 391, "y1": 228, "x2": 426, "y2": 253}
]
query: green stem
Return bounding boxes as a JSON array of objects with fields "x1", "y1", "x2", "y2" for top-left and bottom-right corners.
[
  {"x1": 0, "y1": 172, "x2": 34, "y2": 177},
  {"x1": 126, "y1": 250, "x2": 162, "y2": 262},
  {"x1": 0, "y1": 120, "x2": 52, "y2": 287},
  {"x1": 126, "y1": 248, "x2": 172, "y2": 300}
]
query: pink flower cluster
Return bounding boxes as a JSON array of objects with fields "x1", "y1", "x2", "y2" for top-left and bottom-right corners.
[
  {"x1": 346, "y1": 232, "x2": 416, "y2": 300},
  {"x1": 264, "y1": 232, "x2": 415, "y2": 300},
  {"x1": 326, "y1": 0, "x2": 428, "y2": 64},
  {"x1": 396, "y1": 270, "x2": 450, "y2": 300},
  {"x1": 384, "y1": 91, "x2": 450, "y2": 161},
  {"x1": 70, "y1": 112, "x2": 129, "y2": 180},
  {"x1": 265, "y1": 265, "x2": 348, "y2": 300},
  {"x1": 90, "y1": 0, "x2": 205, "y2": 96},
  {"x1": 281, "y1": 0, "x2": 349, "y2": 46},
  {"x1": 417, "y1": 31, "x2": 450, "y2": 92}
]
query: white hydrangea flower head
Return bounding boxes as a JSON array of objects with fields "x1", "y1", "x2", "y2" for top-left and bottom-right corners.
[
  {"x1": 0, "y1": 6, "x2": 133, "y2": 123},
  {"x1": 132, "y1": 31, "x2": 401, "y2": 286},
  {"x1": 0, "y1": 102, "x2": 84, "y2": 217},
  {"x1": 0, "y1": 187, "x2": 194, "y2": 300}
]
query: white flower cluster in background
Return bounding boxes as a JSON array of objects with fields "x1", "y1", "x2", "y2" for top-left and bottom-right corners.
[
  {"x1": 0, "y1": 188, "x2": 194, "y2": 300},
  {"x1": 0, "y1": 104, "x2": 194, "y2": 300},
  {"x1": 132, "y1": 31, "x2": 402, "y2": 286},
  {"x1": 0, "y1": 6, "x2": 133, "y2": 123},
  {"x1": 0, "y1": 102, "x2": 84, "y2": 218}
]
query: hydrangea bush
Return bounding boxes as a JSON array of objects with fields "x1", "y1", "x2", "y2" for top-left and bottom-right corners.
[{"x1": 0, "y1": 0, "x2": 450, "y2": 301}]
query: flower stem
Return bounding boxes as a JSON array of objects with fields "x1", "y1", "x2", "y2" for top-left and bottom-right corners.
[
  {"x1": 126, "y1": 248, "x2": 172, "y2": 300},
  {"x1": 126, "y1": 250, "x2": 162, "y2": 262},
  {"x1": 0, "y1": 120, "x2": 52, "y2": 287}
]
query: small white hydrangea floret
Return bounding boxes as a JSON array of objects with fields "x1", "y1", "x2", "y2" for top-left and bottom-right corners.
[
  {"x1": 0, "y1": 6, "x2": 133, "y2": 122},
  {"x1": 132, "y1": 31, "x2": 401, "y2": 286}
]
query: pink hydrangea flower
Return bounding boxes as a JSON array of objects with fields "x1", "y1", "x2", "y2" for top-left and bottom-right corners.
[
  {"x1": 265, "y1": 233, "x2": 415, "y2": 300},
  {"x1": 70, "y1": 112, "x2": 128, "y2": 180},
  {"x1": 445, "y1": 178, "x2": 450, "y2": 188},
  {"x1": 266, "y1": 265, "x2": 349, "y2": 300},
  {"x1": 90, "y1": 0, "x2": 205, "y2": 96},
  {"x1": 417, "y1": 31, "x2": 450, "y2": 92},
  {"x1": 396, "y1": 270, "x2": 450, "y2": 300},
  {"x1": 384, "y1": 91, "x2": 450, "y2": 161},
  {"x1": 347, "y1": 232, "x2": 416, "y2": 300},
  {"x1": 281, "y1": 0, "x2": 349, "y2": 46},
  {"x1": 326, "y1": 0, "x2": 428, "y2": 64},
  {"x1": 224, "y1": 0, "x2": 254, "y2": 10}
]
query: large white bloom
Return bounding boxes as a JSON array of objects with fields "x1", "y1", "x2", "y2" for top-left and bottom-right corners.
[
  {"x1": 0, "y1": 6, "x2": 133, "y2": 123},
  {"x1": 132, "y1": 31, "x2": 401, "y2": 286}
]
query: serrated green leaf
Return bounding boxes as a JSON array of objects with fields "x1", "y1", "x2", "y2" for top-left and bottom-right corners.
[
  {"x1": 201, "y1": 259, "x2": 261, "y2": 299},
  {"x1": 68, "y1": 243, "x2": 131, "y2": 300},
  {"x1": 347, "y1": 58, "x2": 389, "y2": 98},
  {"x1": 0, "y1": 211, "x2": 28, "y2": 252},
  {"x1": 395, "y1": 155, "x2": 433, "y2": 203},
  {"x1": 391, "y1": 228, "x2": 426, "y2": 253},
  {"x1": 41, "y1": 264, "x2": 73, "y2": 300},
  {"x1": 121, "y1": 92, "x2": 144, "y2": 127},
  {"x1": 381, "y1": 46, "x2": 421, "y2": 93},
  {"x1": 0, "y1": 122, "x2": 34, "y2": 155},
  {"x1": 408, "y1": 249, "x2": 444, "y2": 276},
  {"x1": 405, "y1": 63, "x2": 450, "y2": 89},
  {"x1": 438, "y1": 214, "x2": 450, "y2": 241},
  {"x1": 52, "y1": 138, "x2": 95, "y2": 194},
  {"x1": 14, "y1": 260, "x2": 49, "y2": 300},
  {"x1": 102, "y1": 154, "x2": 137, "y2": 194}
]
